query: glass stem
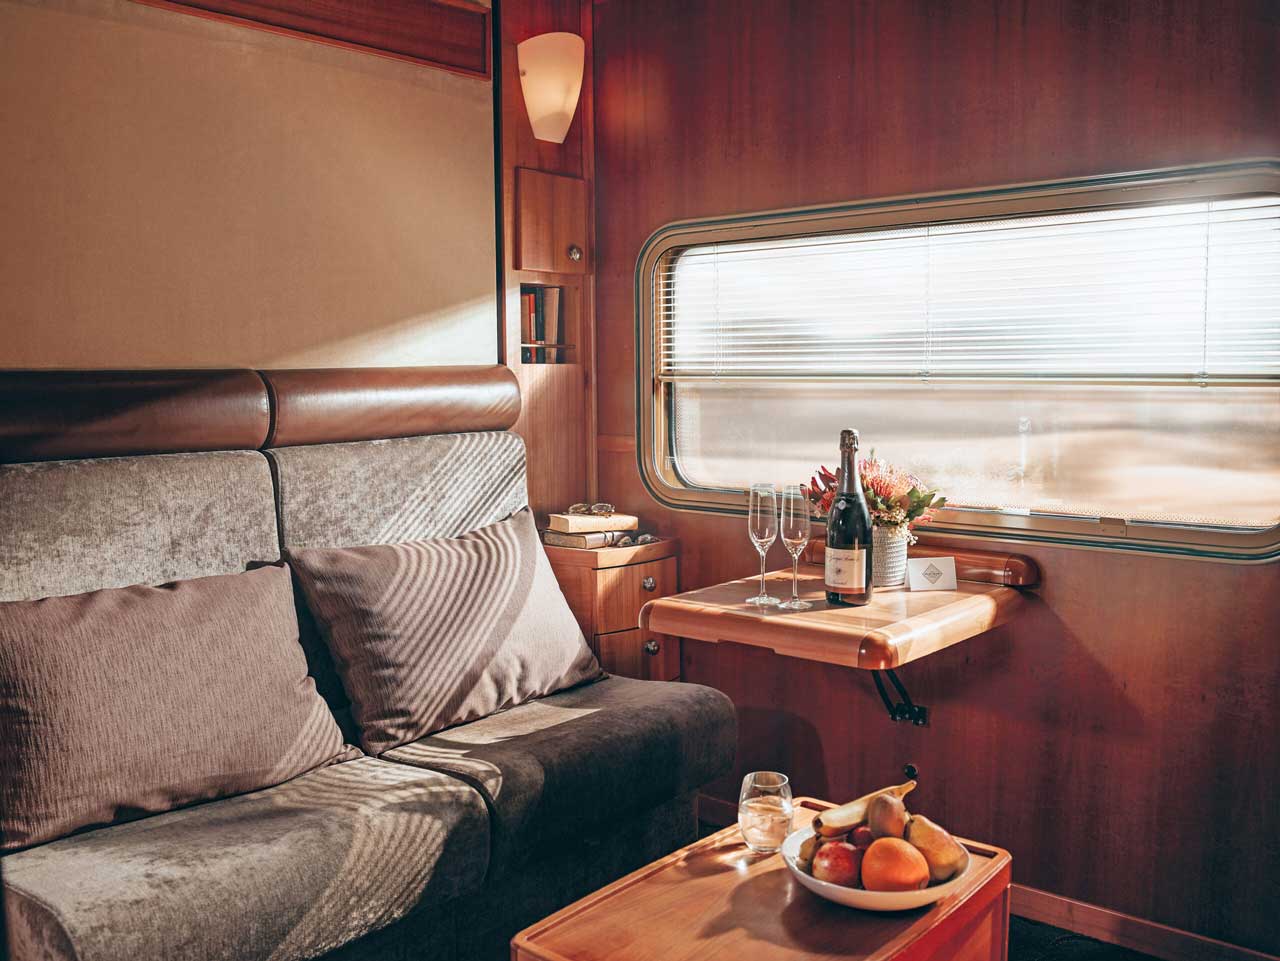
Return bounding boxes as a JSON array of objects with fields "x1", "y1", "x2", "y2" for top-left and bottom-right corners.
[
  {"x1": 759, "y1": 551, "x2": 767, "y2": 597},
  {"x1": 792, "y1": 555, "x2": 800, "y2": 604}
]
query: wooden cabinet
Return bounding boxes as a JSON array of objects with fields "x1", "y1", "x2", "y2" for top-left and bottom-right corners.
[
  {"x1": 544, "y1": 538, "x2": 680, "y2": 682},
  {"x1": 515, "y1": 168, "x2": 590, "y2": 274}
]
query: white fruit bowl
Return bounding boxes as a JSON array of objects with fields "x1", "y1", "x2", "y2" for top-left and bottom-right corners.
[{"x1": 780, "y1": 826, "x2": 972, "y2": 912}]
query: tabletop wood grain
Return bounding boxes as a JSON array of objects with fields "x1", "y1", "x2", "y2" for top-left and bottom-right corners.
[
  {"x1": 640, "y1": 565, "x2": 1024, "y2": 670},
  {"x1": 513, "y1": 799, "x2": 1012, "y2": 961}
]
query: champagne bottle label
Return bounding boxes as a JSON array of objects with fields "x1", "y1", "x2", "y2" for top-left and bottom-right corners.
[{"x1": 825, "y1": 546, "x2": 865, "y2": 590}]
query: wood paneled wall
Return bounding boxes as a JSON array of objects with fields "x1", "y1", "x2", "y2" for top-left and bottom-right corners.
[
  {"x1": 590, "y1": 1, "x2": 1280, "y2": 954},
  {"x1": 499, "y1": 0, "x2": 597, "y2": 519}
]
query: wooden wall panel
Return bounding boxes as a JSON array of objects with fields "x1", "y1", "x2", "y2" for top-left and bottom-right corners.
[
  {"x1": 134, "y1": 0, "x2": 491, "y2": 76},
  {"x1": 500, "y1": 0, "x2": 596, "y2": 520},
  {"x1": 591, "y1": 0, "x2": 1280, "y2": 954}
]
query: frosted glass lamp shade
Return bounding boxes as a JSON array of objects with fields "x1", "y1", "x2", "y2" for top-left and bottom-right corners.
[{"x1": 517, "y1": 32, "x2": 585, "y2": 144}]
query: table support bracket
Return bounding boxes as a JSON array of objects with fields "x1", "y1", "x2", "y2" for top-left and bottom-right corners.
[{"x1": 872, "y1": 669, "x2": 929, "y2": 726}]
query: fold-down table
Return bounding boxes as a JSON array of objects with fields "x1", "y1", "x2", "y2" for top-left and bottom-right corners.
[{"x1": 639, "y1": 547, "x2": 1039, "y2": 723}]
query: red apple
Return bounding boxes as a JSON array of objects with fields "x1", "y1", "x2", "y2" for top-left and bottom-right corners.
[
  {"x1": 851, "y1": 825, "x2": 874, "y2": 849},
  {"x1": 811, "y1": 840, "x2": 863, "y2": 887}
]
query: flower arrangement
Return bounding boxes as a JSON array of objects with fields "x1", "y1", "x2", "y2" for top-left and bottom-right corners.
[{"x1": 808, "y1": 453, "x2": 946, "y2": 545}]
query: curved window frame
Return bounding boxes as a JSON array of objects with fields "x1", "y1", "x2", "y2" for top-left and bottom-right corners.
[{"x1": 634, "y1": 160, "x2": 1280, "y2": 562}]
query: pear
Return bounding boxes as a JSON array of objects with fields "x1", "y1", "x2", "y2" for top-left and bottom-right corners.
[
  {"x1": 812, "y1": 780, "x2": 916, "y2": 837},
  {"x1": 904, "y1": 815, "x2": 968, "y2": 883},
  {"x1": 866, "y1": 793, "x2": 910, "y2": 839}
]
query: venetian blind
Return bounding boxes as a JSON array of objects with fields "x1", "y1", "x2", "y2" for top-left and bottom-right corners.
[{"x1": 659, "y1": 197, "x2": 1280, "y2": 382}]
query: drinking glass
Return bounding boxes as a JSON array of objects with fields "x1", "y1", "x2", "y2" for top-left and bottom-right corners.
[
  {"x1": 745, "y1": 483, "x2": 779, "y2": 606},
  {"x1": 738, "y1": 771, "x2": 794, "y2": 854},
  {"x1": 778, "y1": 485, "x2": 813, "y2": 610}
]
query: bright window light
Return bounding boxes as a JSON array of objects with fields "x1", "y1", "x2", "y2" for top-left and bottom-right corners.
[{"x1": 659, "y1": 197, "x2": 1280, "y2": 530}]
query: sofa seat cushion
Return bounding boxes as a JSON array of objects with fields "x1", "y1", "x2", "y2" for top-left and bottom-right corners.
[
  {"x1": 382, "y1": 676, "x2": 736, "y2": 876},
  {"x1": 1, "y1": 757, "x2": 489, "y2": 961}
]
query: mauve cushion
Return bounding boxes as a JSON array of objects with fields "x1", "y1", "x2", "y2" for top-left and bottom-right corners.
[
  {"x1": 0, "y1": 564, "x2": 357, "y2": 851},
  {"x1": 289, "y1": 508, "x2": 603, "y2": 754}
]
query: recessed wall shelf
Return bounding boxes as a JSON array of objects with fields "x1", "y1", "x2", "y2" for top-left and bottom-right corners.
[{"x1": 520, "y1": 284, "x2": 575, "y2": 364}]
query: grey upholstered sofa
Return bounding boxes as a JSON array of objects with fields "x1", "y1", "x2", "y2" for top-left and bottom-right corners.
[{"x1": 0, "y1": 366, "x2": 736, "y2": 961}]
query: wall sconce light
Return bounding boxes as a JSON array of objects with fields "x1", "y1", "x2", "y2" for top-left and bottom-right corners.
[{"x1": 517, "y1": 32, "x2": 584, "y2": 144}]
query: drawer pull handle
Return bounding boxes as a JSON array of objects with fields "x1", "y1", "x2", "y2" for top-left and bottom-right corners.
[
  {"x1": 643, "y1": 639, "x2": 660, "y2": 656},
  {"x1": 641, "y1": 576, "x2": 657, "y2": 591},
  {"x1": 567, "y1": 244, "x2": 584, "y2": 262}
]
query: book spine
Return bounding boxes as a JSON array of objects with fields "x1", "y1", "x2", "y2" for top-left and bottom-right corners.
[
  {"x1": 533, "y1": 287, "x2": 546, "y2": 363},
  {"x1": 543, "y1": 530, "x2": 630, "y2": 549},
  {"x1": 546, "y1": 513, "x2": 640, "y2": 533}
]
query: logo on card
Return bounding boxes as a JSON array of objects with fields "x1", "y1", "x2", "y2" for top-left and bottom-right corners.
[{"x1": 922, "y1": 563, "x2": 944, "y2": 584}]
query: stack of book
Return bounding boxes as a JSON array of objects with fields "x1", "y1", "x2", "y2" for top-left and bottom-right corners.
[{"x1": 542, "y1": 512, "x2": 640, "y2": 549}]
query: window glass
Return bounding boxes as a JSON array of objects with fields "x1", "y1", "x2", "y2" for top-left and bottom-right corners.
[{"x1": 659, "y1": 197, "x2": 1280, "y2": 530}]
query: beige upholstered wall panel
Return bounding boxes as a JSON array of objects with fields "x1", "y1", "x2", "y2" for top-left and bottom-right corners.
[
  {"x1": 0, "y1": 450, "x2": 280, "y2": 602},
  {"x1": 0, "y1": 0, "x2": 497, "y2": 368},
  {"x1": 268, "y1": 431, "x2": 527, "y2": 550}
]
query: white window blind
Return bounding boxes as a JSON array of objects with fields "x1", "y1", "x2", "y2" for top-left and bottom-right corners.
[
  {"x1": 661, "y1": 198, "x2": 1280, "y2": 382},
  {"x1": 657, "y1": 195, "x2": 1280, "y2": 531}
]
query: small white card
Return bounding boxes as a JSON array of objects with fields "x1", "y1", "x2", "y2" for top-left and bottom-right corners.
[{"x1": 907, "y1": 556, "x2": 958, "y2": 591}]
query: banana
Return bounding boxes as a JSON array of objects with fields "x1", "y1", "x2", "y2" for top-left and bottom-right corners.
[
  {"x1": 796, "y1": 833, "x2": 822, "y2": 869},
  {"x1": 811, "y1": 780, "x2": 916, "y2": 837}
]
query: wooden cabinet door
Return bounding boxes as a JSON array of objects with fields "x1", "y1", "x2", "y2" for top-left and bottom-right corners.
[
  {"x1": 597, "y1": 628, "x2": 680, "y2": 682},
  {"x1": 515, "y1": 168, "x2": 589, "y2": 274}
]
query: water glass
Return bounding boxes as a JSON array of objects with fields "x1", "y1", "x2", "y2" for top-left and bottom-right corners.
[
  {"x1": 745, "y1": 484, "x2": 779, "y2": 606},
  {"x1": 738, "y1": 771, "x2": 794, "y2": 854}
]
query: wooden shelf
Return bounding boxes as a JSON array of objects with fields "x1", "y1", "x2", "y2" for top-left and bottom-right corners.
[{"x1": 640, "y1": 563, "x2": 1025, "y2": 671}]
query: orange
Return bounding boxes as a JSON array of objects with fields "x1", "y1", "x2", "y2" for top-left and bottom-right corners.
[{"x1": 860, "y1": 837, "x2": 930, "y2": 892}]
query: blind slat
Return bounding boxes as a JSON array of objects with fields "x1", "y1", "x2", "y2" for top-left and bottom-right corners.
[{"x1": 659, "y1": 197, "x2": 1280, "y2": 380}]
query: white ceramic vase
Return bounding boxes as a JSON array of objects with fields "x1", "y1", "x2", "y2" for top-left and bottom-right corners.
[{"x1": 872, "y1": 525, "x2": 909, "y2": 587}]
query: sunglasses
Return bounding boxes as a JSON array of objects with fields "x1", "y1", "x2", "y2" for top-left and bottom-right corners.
[{"x1": 567, "y1": 502, "x2": 616, "y2": 516}]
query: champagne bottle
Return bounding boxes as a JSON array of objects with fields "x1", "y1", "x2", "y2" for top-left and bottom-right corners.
[{"x1": 825, "y1": 428, "x2": 873, "y2": 606}]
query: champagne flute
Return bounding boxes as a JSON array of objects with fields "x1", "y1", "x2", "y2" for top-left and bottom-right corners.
[
  {"x1": 745, "y1": 483, "x2": 779, "y2": 606},
  {"x1": 778, "y1": 485, "x2": 813, "y2": 610}
]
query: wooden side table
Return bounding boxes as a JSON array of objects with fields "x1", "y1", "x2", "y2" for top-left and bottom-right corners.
[
  {"x1": 513, "y1": 797, "x2": 1012, "y2": 961},
  {"x1": 544, "y1": 538, "x2": 681, "y2": 682}
]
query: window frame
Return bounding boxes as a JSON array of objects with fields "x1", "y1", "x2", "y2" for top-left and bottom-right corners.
[{"x1": 634, "y1": 160, "x2": 1280, "y2": 562}]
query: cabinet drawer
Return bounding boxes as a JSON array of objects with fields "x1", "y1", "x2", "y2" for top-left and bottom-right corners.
[
  {"x1": 594, "y1": 557, "x2": 676, "y2": 635},
  {"x1": 597, "y1": 629, "x2": 680, "y2": 682}
]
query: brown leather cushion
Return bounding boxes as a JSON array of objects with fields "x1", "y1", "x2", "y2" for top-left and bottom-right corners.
[
  {"x1": 0, "y1": 369, "x2": 269, "y2": 464},
  {"x1": 289, "y1": 508, "x2": 603, "y2": 754},
  {"x1": 0, "y1": 564, "x2": 357, "y2": 851},
  {"x1": 262, "y1": 365, "x2": 520, "y2": 447}
]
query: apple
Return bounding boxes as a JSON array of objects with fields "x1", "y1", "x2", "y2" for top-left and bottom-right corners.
[
  {"x1": 811, "y1": 840, "x2": 863, "y2": 887},
  {"x1": 851, "y1": 825, "x2": 874, "y2": 849}
]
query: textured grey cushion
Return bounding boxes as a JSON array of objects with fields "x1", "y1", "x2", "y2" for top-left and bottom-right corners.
[
  {"x1": 1, "y1": 757, "x2": 489, "y2": 961},
  {"x1": 268, "y1": 432, "x2": 527, "y2": 550},
  {"x1": 383, "y1": 675, "x2": 736, "y2": 875},
  {"x1": 0, "y1": 564, "x2": 356, "y2": 851},
  {"x1": 0, "y1": 450, "x2": 280, "y2": 603},
  {"x1": 290, "y1": 508, "x2": 602, "y2": 754},
  {"x1": 269, "y1": 431, "x2": 530, "y2": 733}
]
